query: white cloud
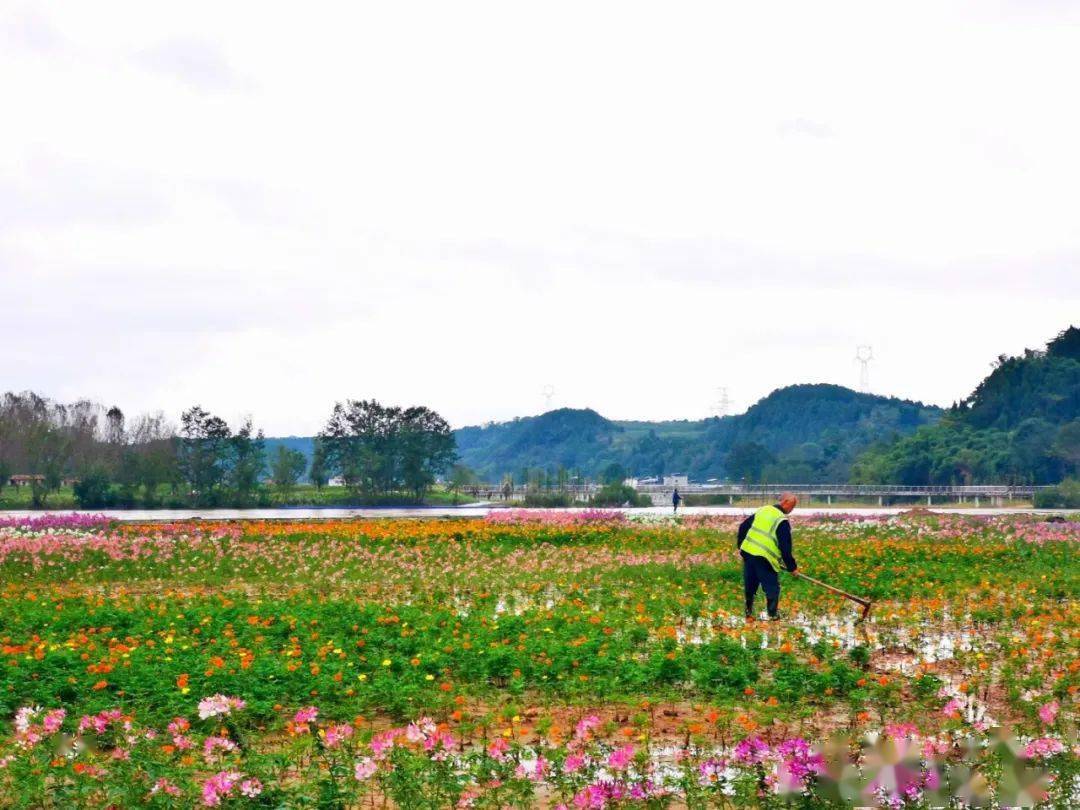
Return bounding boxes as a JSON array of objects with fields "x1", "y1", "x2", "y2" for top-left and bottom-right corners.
[{"x1": 0, "y1": 1, "x2": 1077, "y2": 434}]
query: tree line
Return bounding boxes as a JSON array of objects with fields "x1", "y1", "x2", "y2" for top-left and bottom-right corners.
[
  {"x1": 853, "y1": 327, "x2": 1080, "y2": 486},
  {"x1": 0, "y1": 393, "x2": 455, "y2": 508}
]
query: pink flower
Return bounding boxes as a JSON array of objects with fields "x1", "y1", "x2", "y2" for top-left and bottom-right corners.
[
  {"x1": 406, "y1": 717, "x2": 437, "y2": 742},
  {"x1": 201, "y1": 771, "x2": 242, "y2": 806},
  {"x1": 776, "y1": 738, "x2": 825, "y2": 789},
  {"x1": 150, "y1": 778, "x2": 181, "y2": 797},
  {"x1": 884, "y1": 722, "x2": 918, "y2": 740},
  {"x1": 1038, "y1": 700, "x2": 1059, "y2": 726},
  {"x1": 173, "y1": 734, "x2": 195, "y2": 750},
  {"x1": 323, "y1": 723, "x2": 354, "y2": 748},
  {"x1": 293, "y1": 706, "x2": 319, "y2": 724},
  {"x1": 239, "y1": 778, "x2": 262, "y2": 798},
  {"x1": 921, "y1": 736, "x2": 950, "y2": 758},
  {"x1": 515, "y1": 755, "x2": 550, "y2": 782},
  {"x1": 14, "y1": 706, "x2": 38, "y2": 734},
  {"x1": 203, "y1": 736, "x2": 238, "y2": 763},
  {"x1": 607, "y1": 744, "x2": 635, "y2": 771},
  {"x1": 486, "y1": 737, "x2": 509, "y2": 761},
  {"x1": 370, "y1": 731, "x2": 396, "y2": 759},
  {"x1": 42, "y1": 709, "x2": 66, "y2": 734},
  {"x1": 198, "y1": 695, "x2": 246, "y2": 720},
  {"x1": 574, "y1": 715, "x2": 601, "y2": 741},
  {"x1": 77, "y1": 709, "x2": 125, "y2": 735},
  {"x1": 354, "y1": 757, "x2": 377, "y2": 781},
  {"x1": 564, "y1": 753, "x2": 586, "y2": 773},
  {"x1": 1023, "y1": 737, "x2": 1065, "y2": 759},
  {"x1": 733, "y1": 736, "x2": 770, "y2": 765},
  {"x1": 941, "y1": 698, "x2": 963, "y2": 718}
]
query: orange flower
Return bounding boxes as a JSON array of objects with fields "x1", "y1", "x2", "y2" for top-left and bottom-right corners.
[
  {"x1": 176, "y1": 673, "x2": 189, "y2": 689},
  {"x1": 92, "y1": 680, "x2": 108, "y2": 690}
]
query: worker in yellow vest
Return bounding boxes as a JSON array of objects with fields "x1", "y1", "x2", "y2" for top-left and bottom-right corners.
[{"x1": 736, "y1": 493, "x2": 799, "y2": 620}]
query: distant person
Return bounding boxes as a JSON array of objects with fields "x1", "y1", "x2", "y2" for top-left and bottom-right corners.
[
  {"x1": 737, "y1": 493, "x2": 799, "y2": 620},
  {"x1": 672, "y1": 487, "x2": 682, "y2": 513}
]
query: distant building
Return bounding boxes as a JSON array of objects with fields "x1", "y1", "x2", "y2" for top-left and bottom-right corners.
[
  {"x1": 663, "y1": 474, "x2": 689, "y2": 488},
  {"x1": 7, "y1": 474, "x2": 79, "y2": 488},
  {"x1": 327, "y1": 476, "x2": 347, "y2": 487},
  {"x1": 7, "y1": 474, "x2": 44, "y2": 488},
  {"x1": 623, "y1": 478, "x2": 639, "y2": 489}
]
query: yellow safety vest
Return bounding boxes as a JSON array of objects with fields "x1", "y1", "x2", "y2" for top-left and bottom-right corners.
[{"x1": 740, "y1": 504, "x2": 787, "y2": 572}]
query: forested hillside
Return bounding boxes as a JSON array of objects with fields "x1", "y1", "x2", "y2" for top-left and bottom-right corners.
[
  {"x1": 452, "y1": 384, "x2": 940, "y2": 482},
  {"x1": 853, "y1": 326, "x2": 1080, "y2": 485}
]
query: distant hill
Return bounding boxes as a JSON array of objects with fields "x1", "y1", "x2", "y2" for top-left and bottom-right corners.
[
  {"x1": 853, "y1": 326, "x2": 1080, "y2": 485},
  {"x1": 453, "y1": 384, "x2": 941, "y2": 482},
  {"x1": 267, "y1": 384, "x2": 941, "y2": 484}
]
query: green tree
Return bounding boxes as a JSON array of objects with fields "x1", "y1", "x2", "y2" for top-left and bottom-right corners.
[
  {"x1": 26, "y1": 419, "x2": 72, "y2": 508},
  {"x1": 448, "y1": 463, "x2": 477, "y2": 503},
  {"x1": 319, "y1": 400, "x2": 456, "y2": 499},
  {"x1": 725, "y1": 441, "x2": 775, "y2": 484},
  {"x1": 73, "y1": 465, "x2": 114, "y2": 508},
  {"x1": 601, "y1": 462, "x2": 627, "y2": 486},
  {"x1": 399, "y1": 406, "x2": 456, "y2": 499},
  {"x1": 178, "y1": 406, "x2": 232, "y2": 505},
  {"x1": 309, "y1": 440, "x2": 330, "y2": 490},
  {"x1": 1052, "y1": 419, "x2": 1080, "y2": 477},
  {"x1": 128, "y1": 413, "x2": 178, "y2": 506},
  {"x1": 228, "y1": 418, "x2": 266, "y2": 503},
  {"x1": 271, "y1": 445, "x2": 308, "y2": 493}
]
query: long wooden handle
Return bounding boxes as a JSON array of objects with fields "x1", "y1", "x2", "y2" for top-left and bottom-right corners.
[{"x1": 797, "y1": 572, "x2": 871, "y2": 607}]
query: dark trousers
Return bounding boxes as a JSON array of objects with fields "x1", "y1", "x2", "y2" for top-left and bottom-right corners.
[{"x1": 741, "y1": 551, "x2": 780, "y2": 617}]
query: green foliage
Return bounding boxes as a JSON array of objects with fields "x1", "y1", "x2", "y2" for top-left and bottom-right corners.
[
  {"x1": 855, "y1": 325, "x2": 1080, "y2": 485},
  {"x1": 725, "y1": 441, "x2": 775, "y2": 483},
  {"x1": 319, "y1": 399, "x2": 456, "y2": 498},
  {"x1": 523, "y1": 492, "x2": 572, "y2": 507},
  {"x1": 1033, "y1": 478, "x2": 1080, "y2": 508},
  {"x1": 453, "y1": 386, "x2": 940, "y2": 482},
  {"x1": 590, "y1": 483, "x2": 650, "y2": 507},
  {"x1": 72, "y1": 466, "x2": 114, "y2": 508},
  {"x1": 270, "y1": 445, "x2": 308, "y2": 491}
]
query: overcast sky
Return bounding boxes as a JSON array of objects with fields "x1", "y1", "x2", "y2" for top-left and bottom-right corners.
[{"x1": 2, "y1": 2, "x2": 1079, "y2": 435}]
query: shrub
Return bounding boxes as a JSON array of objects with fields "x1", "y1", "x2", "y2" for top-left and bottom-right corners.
[
  {"x1": 1034, "y1": 478, "x2": 1080, "y2": 508},
  {"x1": 590, "y1": 484, "x2": 650, "y2": 507},
  {"x1": 73, "y1": 468, "x2": 115, "y2": 508},
  {"x1": 523, "y1": 492, "x2": 573, "y2": 507}
]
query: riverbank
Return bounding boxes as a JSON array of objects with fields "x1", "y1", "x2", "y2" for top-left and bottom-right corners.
[{"x1": 1, "y1": 504, "x2": 1076, "y2": 521}]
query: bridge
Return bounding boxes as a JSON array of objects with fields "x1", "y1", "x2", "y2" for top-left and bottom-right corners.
[
  {"x1": 633, "y1": 483, "x2": 1047, "y2": 507},
  {"x1": 460, "y1": 483, "x2": 1049, "y2": 507}
]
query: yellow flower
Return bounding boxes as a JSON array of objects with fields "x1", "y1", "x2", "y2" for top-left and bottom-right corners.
[
  {"x1": 425, "y1": 674, "x2": 434, "y2": 681},
  {"x1": 381, "y1": 659, "x2": 391, "y2": 667}
]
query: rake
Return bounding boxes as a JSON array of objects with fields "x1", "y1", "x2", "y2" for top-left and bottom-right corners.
[{"x1": 795, "y1": 571, "x2": 873, "y2": 622}]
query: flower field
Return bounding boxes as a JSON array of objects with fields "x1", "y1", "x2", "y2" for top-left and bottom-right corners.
[{"x1": 0, "y1": 511, "x2": 1076, "y2": 807}]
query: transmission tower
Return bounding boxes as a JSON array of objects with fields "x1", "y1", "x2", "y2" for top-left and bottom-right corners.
[
  {"x1": 854, "y1": 345, "x2": 873, "y2": 393},
  {"x1": 541, "y1": 384, "x2": 555, "y2": 411},
  {"x1": 711, "y1": 386, "x2": 731, "y2": 417}
]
